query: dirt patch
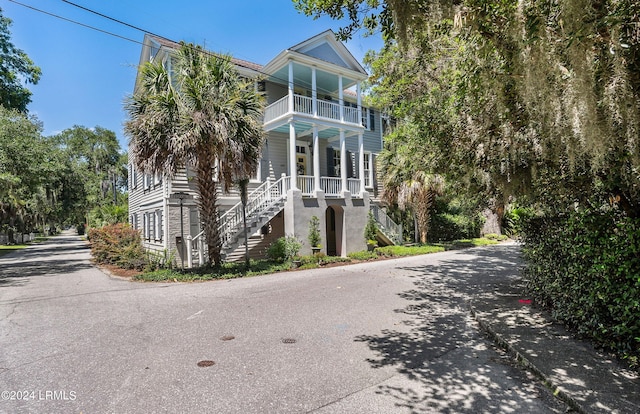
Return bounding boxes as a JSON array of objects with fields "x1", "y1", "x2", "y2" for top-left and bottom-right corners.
[{"x1": 98, "y1": 263, "x2": 143, "y2": 278}]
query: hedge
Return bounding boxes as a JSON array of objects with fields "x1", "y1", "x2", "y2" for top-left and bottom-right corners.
[{"x1": 521, "y1": 209, "x2": 640, "y2": 365}]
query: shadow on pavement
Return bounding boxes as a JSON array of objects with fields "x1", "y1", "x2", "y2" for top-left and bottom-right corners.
[
  {"x1": 0, "y1": 235, "x2": 94, "y2": 287},
  {"x1": 353, "y1": 245, "x2": 562, "y2": 413}
]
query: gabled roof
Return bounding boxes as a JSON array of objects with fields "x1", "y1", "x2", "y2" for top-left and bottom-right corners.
[
  {"x1": 141, "y1": 34, "x2": 264, "y2": 72},
  {"x1": 262, "y1": 30, "x2": 368, "y2": 81},
  {"x1": 288, "y1": 30, "x2": 367, "y2": 75}
]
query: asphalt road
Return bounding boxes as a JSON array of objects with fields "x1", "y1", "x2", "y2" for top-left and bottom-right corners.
[{"x1": 0, "y1": 232, "x2": 566, "y2": 413}]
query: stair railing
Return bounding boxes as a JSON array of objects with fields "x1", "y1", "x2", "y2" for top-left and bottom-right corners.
[
  {"x1": 370, "y1": 204, "x2": 403, "y2": 245},
  {"x1": 187, "y1": 174, "x2": 291, "y2": 266}
]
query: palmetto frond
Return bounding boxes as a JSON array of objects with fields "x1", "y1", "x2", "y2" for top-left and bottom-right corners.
[{"x1": 123, "y1": 42, "x2": 265, "y2": 266}]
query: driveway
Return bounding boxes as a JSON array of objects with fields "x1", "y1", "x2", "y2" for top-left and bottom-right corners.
[{"x1": 0, "y1": 233, "x2": 566, "y2": 413}]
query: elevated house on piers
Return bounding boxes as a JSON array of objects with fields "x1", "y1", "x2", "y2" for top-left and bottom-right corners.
[{"x1": 128, "y1": 30, "x2": 402, "y2": 266}]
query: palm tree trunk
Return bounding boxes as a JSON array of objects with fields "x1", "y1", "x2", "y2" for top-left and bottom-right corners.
[
  {"x1": 416, "y1": 190, "x2": 435, "y2": 244},
  {"x1": 196, "y1": 160, "x2": 222, "y2": 267}
]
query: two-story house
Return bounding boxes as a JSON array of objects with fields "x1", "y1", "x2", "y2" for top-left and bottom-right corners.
[{"x1": 128, "y1": 30, "x2": 402, "y2": 266}]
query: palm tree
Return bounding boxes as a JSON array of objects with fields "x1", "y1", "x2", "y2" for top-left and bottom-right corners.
[
  {"x1": 379, "y1": 136, "x2": 444, "y2": 244},
  {"x1": 125, "y1": 43, "x2": 265, "y2": 266}
]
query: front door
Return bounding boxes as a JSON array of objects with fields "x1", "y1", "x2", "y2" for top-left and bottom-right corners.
[{"x1": 296, "y1": 145, "x2": 308, "y2": 176}]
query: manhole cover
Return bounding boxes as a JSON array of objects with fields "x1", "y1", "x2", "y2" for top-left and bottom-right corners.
[
  {"x1": 281, "y1": 338, "x2": 297, "y2": 344},
  {"x1": 197, "y1": 360, "x2": 216, "y2": 367},
  {"x1": 220, "y1": 335, "x2": 235, "y2": 341}
]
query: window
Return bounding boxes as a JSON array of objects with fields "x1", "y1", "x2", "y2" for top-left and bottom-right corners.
[
  {"x1": 154, "y1": 171, "x2": 162, "y2": 186},
  {"x1": 143, "y1": 174, "x2": 151, "y2": 190},
  {"x1": 333, "y1": 149, "x2": 341, "y2": 177},
  {"x1": 149, "y1": 212, "x2": 155, "y2": 240},
  {"x1": 361, "y1": 108, "x2": 377, "y2": 131},
  {"x1": 369, "y1": 109, "x2": 376, "y2": 131},
  {"x1": 364, "y1": 153, "x2": 372, "y2": 188},
  {"x1": 155, "y1": 210, "x2": 163, "y2": 241},
  {"x1": 143, "y1": 213, "x2": 148, "y2": 240},
  {"x1": 131, "y1": 166, "x2": 138, "y2": 189}
]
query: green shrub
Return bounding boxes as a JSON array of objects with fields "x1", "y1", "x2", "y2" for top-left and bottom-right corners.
[
  {"x1": 484, "y1": 233, "x2": 508, "y2": 241},
  {"x1": 308, "y1": 216, "x2": 321, "y2": 248},
  {"x1": 503, "y1": 206, "x2": 536, "y2": 237},
  {"x1": 429, "y1": 212, "x2": 482, "y2": 242},
  {"x1": 364, "y1": 211, "x2": 379, "y2": 243},
  {"x1": 266, "y1": 236, "x2": 302, "y2": 262},
  {"x1": 88, "y1": 223, "x2": 147, "y2": 270},
  {"x1": 522, "y1": 209, "x2": 640, "y2": 365}
]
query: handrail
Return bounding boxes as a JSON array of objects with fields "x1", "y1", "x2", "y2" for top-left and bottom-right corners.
[
  {"x1": 191, "y1": 175, "x2": 292, "y2": 252},
  {"x1": 188, "y1": 176, "x2": 291, "y2": 266},
  {"x1": 370, "y1": 204, "x2": 403, "y2": 245}
]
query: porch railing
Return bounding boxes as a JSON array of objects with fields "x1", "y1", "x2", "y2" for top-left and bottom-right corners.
[
  {"x1": 264, "y1": 96, "x2": 289, "y2": 122},
  {"x1": 264, "y1": 93, "x2": 363, "y2": 126},
  {"x1": 347, "y1": 178, "x2": 361, "y2": 196},
  {"x1": 321, "y1": 177, "x2": 341, "y2": 196},
  {"x1": 297, "y1": 175, "x2": 315, "y2": 196}
]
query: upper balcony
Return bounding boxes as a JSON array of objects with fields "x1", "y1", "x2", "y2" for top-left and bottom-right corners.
[{"x1": 264, "y1": 93, "x2": 362, "y2": 129}]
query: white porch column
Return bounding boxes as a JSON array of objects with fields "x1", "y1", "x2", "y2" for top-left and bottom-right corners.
[
  {"x1": 358, "y1": 132, "x2": 365, "y2": 195},
  {"x1": 340, "y1": 129, "x2": 347, "y2": 194},
  {"x1": 312, "y1": 67, "x2": 317, "y2": 117},
  {"x1": 338, "y1": 75, "x2": 344, "y2": 122},
  {"x1": 356, "y1": 82, "x2": 363, "y2": 126},
  {"x1": 313, "y1": 125, "x2": 321, "y2": 193},
  {"x1": 288, "y1": 60, "x2": 294, "y2": 113},
  {"x1": 289, "y1": 121, "x2": 298, "y2": 190}
]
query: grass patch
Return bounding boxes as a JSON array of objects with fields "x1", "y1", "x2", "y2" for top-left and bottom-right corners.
[
  {"x1": 375, "y1": 244, "x2": 446, "y2": 257},
  {"x1": 134, "y1": 259, "x2": 292, "y2": 282},
  {"x1": 347, "y1": 250, "x2": 378, "y2": 261},
  {"x1": 449, "y1": 238, "x2": 499, "y2": 248},
  {"x1": 0, "y1": 234, "x2": 50, "y2": 257},
  {"x1": 133, "y1": 236, "x2": 506, "y2": 282},
  {"x1": 0, "y1": 244, "x2": 28, "y2": 257}
]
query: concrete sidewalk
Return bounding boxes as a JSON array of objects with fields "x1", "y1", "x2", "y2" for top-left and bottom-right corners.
[{"x1": 470, "y1": 278, "x2": 639, "y2": 414}]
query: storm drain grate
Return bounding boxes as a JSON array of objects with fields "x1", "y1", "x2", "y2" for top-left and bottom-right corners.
[
  {"x1": 197, "y1": 360, "x2": 216, "y2": 367},
  {"x1": 220, "y1": 335, "x2": 235, "y2": 341},
  {"x1": 281, "y1": 338, "x2": 297, "y2": 344}
]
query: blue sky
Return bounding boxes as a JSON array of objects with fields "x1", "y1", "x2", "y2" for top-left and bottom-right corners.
[{"x1": 3, "y1": 0, "x2": 383, "y2": 150}]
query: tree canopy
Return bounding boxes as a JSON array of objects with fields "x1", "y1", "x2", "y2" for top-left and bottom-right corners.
[
  {"x1": 0, "y1": 112, "x2": 126, "y2": 241},
  {"x1": 299, "y1": 0, "x2": 640, "y2": 216},
  {"x1": 0, "y1": 8, "x2": 41, "y2": 113}
]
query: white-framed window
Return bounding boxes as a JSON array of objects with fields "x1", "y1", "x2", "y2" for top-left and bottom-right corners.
[
  {"x1": 143, "y1": 173, "x2": 151, "y2": 190},
  {"x1": 131, "y1": 166, "x2": 138, "y2": 189},
  {"x1": 333, "y1": 149, "x2": 341, "y2": 177},
  {"x1": 154, "y1": 171, "x2": 162, "y2": 186},
  {"x1": 155, "y1": 209, "x2": 163, "y2": 241},
  {"x1": 364, "y1": 152, "x2": 372, "y2": 188},
  {"x1": 143, "y1": 213, "x2": 149, "y2": 240},
  {"x1": 362, "y1": 108, "x2": 376, "y2": 131},
  {"x1": 149, "y1": 212, "x2": 155, "y2": 240}
]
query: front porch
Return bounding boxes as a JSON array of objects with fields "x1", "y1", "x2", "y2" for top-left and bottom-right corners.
[{"x1": 290, "y1": 175, "x2": 362, "y2": 198}]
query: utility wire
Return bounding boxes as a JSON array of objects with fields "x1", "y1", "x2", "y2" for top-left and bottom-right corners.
[
  {"x1": 8, "y1": 0, "x2": 143, "y2": 46},
  {"x1": 60, "y1": 0, "x2": 351, "y2": 97},
  {"x1": 10, "y1": 0, "x2": 361, "y2": 99}
]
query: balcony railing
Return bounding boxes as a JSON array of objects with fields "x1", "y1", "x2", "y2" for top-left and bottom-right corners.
[{"x1": 264, "y1": 93, "x2": 363, "y2": 126}]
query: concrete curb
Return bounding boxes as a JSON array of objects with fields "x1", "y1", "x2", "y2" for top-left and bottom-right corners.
[{"x1": 468, "y1": 300, "x2": 586, "y2": 414}]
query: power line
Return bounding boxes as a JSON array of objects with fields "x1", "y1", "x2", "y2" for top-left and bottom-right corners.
[
  {"x1": 9, "y1": 0, "x2": 361, "y2": 98},
  {"x1": 59, "y1": 0, "x2": 350, "y2": 96},
  {"x1": 7, "y1": 0, "x2": 143, "y2": 46}
]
